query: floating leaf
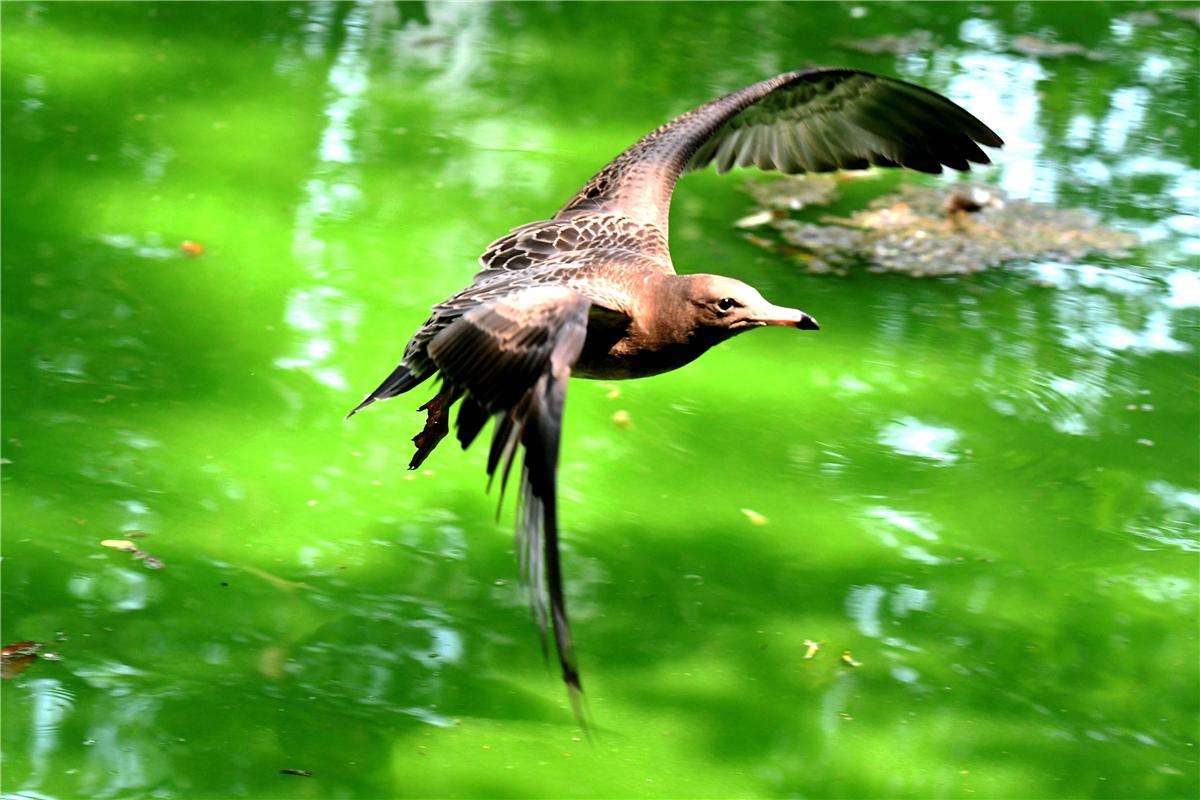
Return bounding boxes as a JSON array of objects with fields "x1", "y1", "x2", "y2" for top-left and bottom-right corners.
[
  {"x1": 740, "y1": 508, "x2": 769, "y2": 526},
  {"x1": 2, "y1": 641, "x2": 44, "y2": 679},
  {"x1": 101, "y1": 538, "x2": 165, "y2": 568},
  {"x1": 733, "y1": 209, "x2": 779, "y2": 229}
]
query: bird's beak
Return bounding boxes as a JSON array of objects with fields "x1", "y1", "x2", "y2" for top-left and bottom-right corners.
[{"x1": 751, "y1": 303, "x2": 820, "y2": 330}]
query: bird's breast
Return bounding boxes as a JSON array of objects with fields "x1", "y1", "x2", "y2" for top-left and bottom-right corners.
[{"x1": 572, "y1": 323, "x2": 708, "y2": 380}]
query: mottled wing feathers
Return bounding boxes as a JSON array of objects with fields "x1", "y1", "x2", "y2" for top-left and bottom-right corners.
[
  {"x1": 557, "y1": 67, "x2": 1003, "y2": 231},
  {"x1": 476, "y1": 213, "x2": 673, "y2": 278},
  {"x1": 426, "y1": 286, "x2": 591, "y2": 710},
  {"x1": 686, "y1": 70, "x2": 1003, "y2": 176}
]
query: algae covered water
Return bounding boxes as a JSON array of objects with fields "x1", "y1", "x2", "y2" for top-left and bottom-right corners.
[{"x1": 2, "y1": 3, "x2": 1197, "y2": 798}]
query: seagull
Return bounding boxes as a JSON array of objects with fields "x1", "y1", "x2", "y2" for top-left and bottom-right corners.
[{"x1": 348, "y1": 68, "x2": 1002, "y2": 718}]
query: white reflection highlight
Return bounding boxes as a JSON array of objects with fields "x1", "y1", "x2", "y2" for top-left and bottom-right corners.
[
  {"x1": 448, "y1": 117, "x2": 556, "y2": 200},
  {"x1": 1127, "y1": 481, "x2": 1200, "y2": 552},
  {"x1": 1111, "y1": 571, "x2": 1197, "y2": 605},
  {"x1": 278, "y1": 2, "x2": 374, "y2": 391},
  {"x1": 846, "y1": 584, "x2": 886, "y2": 637},
  {"x1": 1100, "y1": 87, "x2": 1149, "y2": 154},
  {"x1": 891, "y1": 584, "x2": 932, "y2": 616},
  {"x1": 413, "y1": 620, "x2": 464, "y2": 665},
  {"x1": 72, "y1": 661, "x2": 149, "y2": 693},
  {"x1": 947, "y1": 47, "x2": 1051, "y2": 201},
  {"x1": 1165, "y1": 270, "x2": 1200, "y2": 308},
  {"x1": 1066, "y1": 114, "x2": 1093, "y2": 149},
  {"x1": 69, "y1": 567, "x2": 152, "y2": 612},
  {"x1": 867, "y1": 507, "x2": 940, "y2": 542},
  {"x1": 818, "y1": 670, "x2": 856, "y2": 739},
  {"x1": 21, "y1": 679, "x2": 75, "y2": 788},
  {"x1": 391, "y1": 2, "x2": 491, "y2": 94},
  {"x1": 79, "y1": 694, "x2": 168, "y2": 797},
  {"x1": 958, "y1": 17, "x2": 1002, "y2": 49},
  {"x1": 863, "y1": 506, "x2": 946, "y2": 565},
  {"x1": 274, "y1": 286, "x2": 360, "y2": 391},
  {"x1": 1091, "y1": 309, "x2": 1189, "y2": 354},
  {"x1": 98, "y1": 233, "x2": 177, "y2": 260},
  {"x1": 300, "y1": 2, "x2": 338, "y2": 59},
  {"x1": 967, "y1": 576, "x2": 996, "y2": 614},
  {"x1": 878, "y1": 417, "x2": 961, "y2": 464}
]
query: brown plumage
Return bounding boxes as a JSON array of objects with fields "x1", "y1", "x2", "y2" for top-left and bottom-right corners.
[{"x1": 348, "y1": 68, "x2": 1002, "y2": 721}]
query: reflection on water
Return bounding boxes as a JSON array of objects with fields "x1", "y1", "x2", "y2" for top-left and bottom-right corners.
[
  {"x1": 277, "y1": 2, "x2": 373, "y2": 393},
  {"x1": 877, "y1": 418, "x2": 961, "y2": 465},
  {"x1": 67, "y1": 567, "x2": 153, "y2": 613},
  {"x1": 289, "y1": 592, "x2": 462, "y2": 727},
  {"x1": 861, "y1": 506, "x2": 944, "y2": 565},
  {"x1": 2, "y1": 2, "x2": 1197, "y2": 798},
  {"x1": 845, "y1": 584, "x2": 888, "y2": 638},
  {"x1": 18, "y1": 679, "x2": 74, "y2": 790},
  {"x1": 1131, "y1": 480, "x2": 1200, "y2": 553}
]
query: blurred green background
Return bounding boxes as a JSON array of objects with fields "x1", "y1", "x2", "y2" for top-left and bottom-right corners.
[{"x1": 2, "y1": 2, "x2": 1197, "y2": 798}]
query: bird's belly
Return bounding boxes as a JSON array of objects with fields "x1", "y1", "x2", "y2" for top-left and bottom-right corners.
[{"x1": 572, "y1": 337, "x2": 705, "y2": 381}]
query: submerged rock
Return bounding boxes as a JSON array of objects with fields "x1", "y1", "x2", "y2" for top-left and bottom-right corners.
[{"x1": 738, "y1": 178, "x2": 1138, "y2": 277}]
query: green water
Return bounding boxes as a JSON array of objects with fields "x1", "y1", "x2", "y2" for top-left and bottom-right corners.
[{"x1": 2, "y1": 2, "x2": 1197, "y2": 798}]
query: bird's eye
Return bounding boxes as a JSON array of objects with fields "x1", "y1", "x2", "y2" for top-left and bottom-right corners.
[{"x1": 716, "y1": 297, "x2": 737, "y2": 312}]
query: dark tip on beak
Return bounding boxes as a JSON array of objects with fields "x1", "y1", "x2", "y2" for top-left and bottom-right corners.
[{"x1": 797, "y1": 313, "x2": 820, "y2": 331}]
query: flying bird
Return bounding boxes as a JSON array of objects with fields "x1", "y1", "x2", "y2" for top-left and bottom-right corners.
[{"x1": 349, "y1": 68, "x2": 1002, "y2": 718}]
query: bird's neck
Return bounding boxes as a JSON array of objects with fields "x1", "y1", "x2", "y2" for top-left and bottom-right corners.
[
  {"x1": 636, "y1": 273, "x2": 728, "y2": 350},
  {"x1": 635, "y1": 273, "x2": 689, "y2": 344}
]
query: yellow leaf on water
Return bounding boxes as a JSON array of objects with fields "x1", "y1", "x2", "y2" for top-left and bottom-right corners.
[
  {"x1": 740, "y1": 508, "x2": 769, "y2": 526},
  {"x1": 100, "y1": 539, "x2": 138, "y2": 552},
  {"x1": 734, "y1": 209, "x2": 778, "y2": 229}
]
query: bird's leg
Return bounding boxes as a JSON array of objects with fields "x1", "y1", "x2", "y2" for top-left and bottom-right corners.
[{"x1": 410, "y1": 387, "x2": 457, "y2": 469}]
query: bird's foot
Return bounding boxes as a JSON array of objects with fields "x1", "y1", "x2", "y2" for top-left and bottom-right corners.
[{"x1": 409, "y1": 391, "x2": 453, "y2": 469}]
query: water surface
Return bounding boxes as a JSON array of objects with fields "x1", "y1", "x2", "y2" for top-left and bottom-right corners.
[{"x1": 2, "y1": 2, "x2": 1197, "y2": 798}]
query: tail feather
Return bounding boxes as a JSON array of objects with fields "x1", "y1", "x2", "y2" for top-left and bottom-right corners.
[{"x1": 346, "y1": 363, "x2": 429, "y2": 418}]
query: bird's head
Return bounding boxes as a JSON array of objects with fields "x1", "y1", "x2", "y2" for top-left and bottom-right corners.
[{"x1": 678, "y1": 274, "x2": 820, "y2": 340}]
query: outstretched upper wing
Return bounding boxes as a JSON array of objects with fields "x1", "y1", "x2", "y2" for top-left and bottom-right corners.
[
  {"x1": 473, "y1": 213, "x2": 674, "y2": 280},
  {"x1": 556, "y1": 68, "x2": 1004, "y2": 232},
  {"x1": 426, "y1": 285, "x2": 592, "y2": 716}
]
